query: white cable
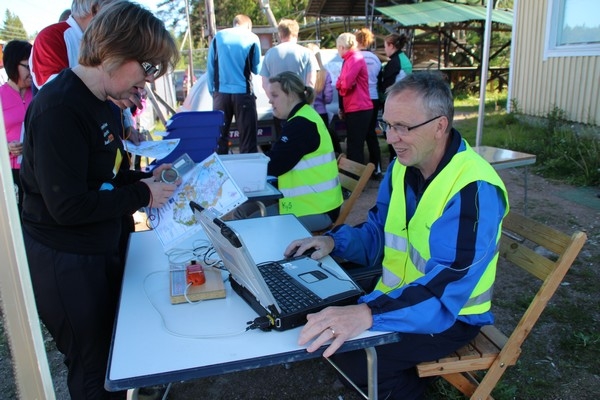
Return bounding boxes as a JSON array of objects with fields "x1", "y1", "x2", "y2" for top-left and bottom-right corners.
[{"x1": 142, "y1": 270, "x2": 246, "y2": 339}]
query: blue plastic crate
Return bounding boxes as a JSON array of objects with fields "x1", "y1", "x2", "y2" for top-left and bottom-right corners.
[{"x1": 158, "y1": 110, "x2": 225, "y2": 163}]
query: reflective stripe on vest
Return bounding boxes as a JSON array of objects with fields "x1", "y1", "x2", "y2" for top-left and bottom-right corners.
[
  {"x1": 377, "y1": 140, "x2": 509, "y2": 315},
  {"x1": 279, "y1": 176, "x2": 340, "y2": 198},
  {"x1": 384, "y1": 233, "x2": 427, "y2": 273},
  {"x1": 291, "y1": 152, "x2": 335, "y2": 171}
]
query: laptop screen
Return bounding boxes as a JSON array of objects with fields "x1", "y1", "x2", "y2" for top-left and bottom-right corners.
[
  {"x1": 191, "y1": 202, "x2": 364, "y2": 331},
  {"x1": 195, "y1": 205, "x2": 280, "y2": 312}
]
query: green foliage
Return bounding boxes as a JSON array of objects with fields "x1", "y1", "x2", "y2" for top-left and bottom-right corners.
[
  {"x1": 0, "y1": 10, "x2": 28, "y2": 41},
  {"x1": 213, "y1": 0, "x2": 265, "y2": 27},
  {"x1": 157, "y1": 0, "x2": 310, "y2": 52}
]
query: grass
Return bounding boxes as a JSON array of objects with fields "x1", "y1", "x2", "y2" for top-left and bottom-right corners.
[{"x1": 452, "y1": 93, "x2": 600, "y2": 187}]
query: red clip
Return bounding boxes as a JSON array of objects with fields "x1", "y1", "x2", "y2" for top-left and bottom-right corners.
[{"x1": 186, "y1": 262, "x2": 206, "y2": 286}]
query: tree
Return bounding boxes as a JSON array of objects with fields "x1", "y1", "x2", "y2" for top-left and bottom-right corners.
[
  {"x1": 156, "y1": 0, "x2": 311, "y2": 45},
  {"x1": 0, "y1": 10, "x2": 28, "y2": 41}
]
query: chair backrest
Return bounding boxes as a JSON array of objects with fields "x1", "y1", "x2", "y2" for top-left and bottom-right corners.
[
  {"x1": 157, "y1": 110, "x2": 225, "y2": 164},
  {"x1": 334, "y1": 154, "x2": 375, "y2": 227},
  {"x1": 417, "y1": 211, "x2": 587, "y2": 399},
  {"x1": 494, "y1": 213, "x2": 586, "y2": 355}
]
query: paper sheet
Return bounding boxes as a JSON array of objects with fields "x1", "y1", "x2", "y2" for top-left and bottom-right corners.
[{"x1": 122, "y1": 138, "x2": 180, "y2": 160}]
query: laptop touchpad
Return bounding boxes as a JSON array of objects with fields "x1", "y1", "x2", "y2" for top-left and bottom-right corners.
[{"x1": 298, "y1": 270, "x2": 328, "y2": 283}]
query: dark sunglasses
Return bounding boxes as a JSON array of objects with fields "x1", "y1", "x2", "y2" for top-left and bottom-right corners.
[{"x1": 139, "y1": 61, "x2": 160, "y2": 78}]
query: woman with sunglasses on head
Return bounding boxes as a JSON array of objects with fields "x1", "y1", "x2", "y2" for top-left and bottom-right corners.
[
  {"x1": 0, "y1": 40, "x2": 33, "y2": 217},
  {"x1": 19, "y1": 2, "x2": 179, "y2": 398}
]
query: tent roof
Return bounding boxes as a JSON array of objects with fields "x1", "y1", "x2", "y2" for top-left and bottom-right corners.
[
  {"x1": 376, "y1": 1, "x2": 513, "y2": 27},
  {"x1": 305, "y1": 0, "x2": 401, "y2": 17}
]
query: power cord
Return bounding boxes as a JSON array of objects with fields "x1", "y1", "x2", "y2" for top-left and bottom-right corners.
[
  {"x1": 246, "y1": 316, "x2": 274, "y2": 331},
  {"x1": 142, "y1": 269, "x2": 247, "y2": 339}
]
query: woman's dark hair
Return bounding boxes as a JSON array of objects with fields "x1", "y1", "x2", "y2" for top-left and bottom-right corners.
[
  {"x1": 385, "y1": 33, "x2": 408, "y2": 51},
  {"x1": 2, "y1": 40, "x2": 32, "y2": 82}
]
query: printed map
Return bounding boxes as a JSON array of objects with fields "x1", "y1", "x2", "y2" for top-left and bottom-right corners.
[{"x1": 148, "y1": 153, "x2": 247, "y2": 250}]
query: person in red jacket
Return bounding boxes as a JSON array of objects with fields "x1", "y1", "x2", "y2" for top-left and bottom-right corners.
[{"x1": 335, "y1": 32, "x2": 373, "y2": 164}]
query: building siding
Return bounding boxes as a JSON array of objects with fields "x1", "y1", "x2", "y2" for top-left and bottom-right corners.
[{"x1": 510, "y1": 0, "x2": 600, "y2": 125}]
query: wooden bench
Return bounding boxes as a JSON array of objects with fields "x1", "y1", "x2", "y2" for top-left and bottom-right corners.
[{"x1": 416, "y1": 212, "x2": 587, "y2": 399}]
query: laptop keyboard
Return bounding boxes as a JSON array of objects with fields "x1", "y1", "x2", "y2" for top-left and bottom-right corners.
[{"x1": 258, "y1": 262, "x2": 321, "y2": 314}]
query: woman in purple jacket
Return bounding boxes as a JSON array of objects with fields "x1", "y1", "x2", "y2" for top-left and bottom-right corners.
[
  {"x1": 306, "y1": 43, "x2": 342, "y2": 154},
  {"x1": 335, "y1": 32, "x2": 373, "y2": 164}
]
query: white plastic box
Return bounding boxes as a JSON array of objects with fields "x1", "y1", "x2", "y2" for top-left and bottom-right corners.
[{"x1": 218, "y1": 153, "x2": 270, "y2": 192}]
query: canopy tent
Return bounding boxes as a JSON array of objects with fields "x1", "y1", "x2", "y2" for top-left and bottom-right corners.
[
  {"x1": 374, "y1": 1, "x2": 512, "y2": 146},
  {"x1": 375, "y1": 1, "x2": 513, "y2": 28},
  {"x1": 306, "y1": 0, "x2": 373, "y2": 17},
  {"x1": 305, "y1": 0, "x2": 514, "y2": 146}
]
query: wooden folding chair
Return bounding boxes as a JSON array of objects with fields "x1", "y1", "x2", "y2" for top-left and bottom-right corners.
[
  {"x1": 311, "y1": 154, "x2": 374, "y2": 235},
  {"x1": 333, "y1": 154, "x2": 375, "y2": 227},
  {"x1": 416, "y1": 212, "x2": 587, "y2": 399}
]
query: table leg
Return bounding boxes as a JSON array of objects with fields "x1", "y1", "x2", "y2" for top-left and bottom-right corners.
[
  {"x1": 325, "y1": 346, "x2": 379, "y2": 400},
  {"x1": 524, "y1": 166, "x2": 529, "y2": 216},
  {"x1": 365, "y1": 346, "x2": 378, "y2": 400},
  {"x1": 126, "y1": 383, "x2": 172, "y2": 400},
  {"x1": 126, "y1": 388, "x2": 138, "y2": 400},
  {"x1": 256, "y1": 201, "x2": 267, "y2": 217}
]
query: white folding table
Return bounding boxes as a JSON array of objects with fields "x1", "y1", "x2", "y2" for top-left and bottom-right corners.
[
  {"x1": 106, "y1": 214, "x2": 399, "y2": 399},
  {"x1": 474, "y1": 146, "x2": 536, "y2": 214}
]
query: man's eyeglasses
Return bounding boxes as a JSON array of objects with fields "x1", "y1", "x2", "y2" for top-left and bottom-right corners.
[
  {"x1": 139, "y1": 61, "x2": 160, "y2": 78},
  {"x1": 378, "y1": 115, "x2": 443, "y2": 137},
  {"x1": 19, "y1": 63, "x2": 30, "y2": 70}
]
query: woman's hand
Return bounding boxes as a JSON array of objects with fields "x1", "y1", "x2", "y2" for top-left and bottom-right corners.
[
  {"x1": 8, "y1": 141, "x2": 23, "y2": 157},
  {"x1": 152, "y1": 163, "x2": 175, "y2": 181},
  {"x1": 141, "y1": 177, "x2": 178, "y2": 208}
]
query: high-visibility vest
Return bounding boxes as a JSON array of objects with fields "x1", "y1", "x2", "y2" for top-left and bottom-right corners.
[
  {"x1": 278, "y1": 105, "x2": 343, "y2": 217},
  {"x1": 376, "y1": 141, "x2": 509, "y2": 315}
]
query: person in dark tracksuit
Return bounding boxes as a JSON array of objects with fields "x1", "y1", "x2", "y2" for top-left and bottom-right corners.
[{"x1": 207, "y1": 14, "x2": 261, "y2": 154}]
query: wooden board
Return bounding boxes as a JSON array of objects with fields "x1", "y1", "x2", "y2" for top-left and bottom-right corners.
[{"x1": 170, "y1": 266, "x2": 226, "y2": 304}]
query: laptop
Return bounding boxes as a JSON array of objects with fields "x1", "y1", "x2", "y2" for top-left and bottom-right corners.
[{"x1": 190, "y1": 201, "x2": 364, "y2": 331}]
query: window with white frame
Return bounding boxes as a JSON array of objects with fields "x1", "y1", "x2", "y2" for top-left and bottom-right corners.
[{"x1": 544, "y1": 0, "x2": 600, "y2": 58}]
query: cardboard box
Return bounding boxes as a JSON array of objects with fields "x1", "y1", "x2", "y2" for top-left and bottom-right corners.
[{"x1": 219, "y1": 153, "x2": 270, "y2": 192}]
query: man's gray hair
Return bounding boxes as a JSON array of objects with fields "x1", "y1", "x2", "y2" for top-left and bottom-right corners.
[
  {"x1": 386, "y1": 71, "x2": 454, "y2": 130},
  {"x1": 70, "y1": 0, "x2": 121, "y2": 19}
]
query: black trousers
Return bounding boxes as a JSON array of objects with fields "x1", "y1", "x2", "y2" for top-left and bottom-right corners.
[
  {"x1": 319, "y1": 112, "x2": 343, "y2": 155},
  {"x1": 213, "y1": 92, "x2": 258, "y2": 154},
  {"x1": 11, "y1": 168, "x2": 22, "y2": 217},
  {"x1": 330, "y1": 320, "x2": 481, "y2": 400},
  {"x1": 24, "y1": 230, "x2": 125, "y2": 400},
  {"x1": 365, "y1": 99, "x2": 382, "y2": 171},
  {"x1": 344, "y1": 109, "x2": 373, "y2": 164}
]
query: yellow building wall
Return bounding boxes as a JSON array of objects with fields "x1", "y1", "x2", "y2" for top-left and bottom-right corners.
[{"x1": 511, "y1": 0, "x2": 600, "y2": 125}]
